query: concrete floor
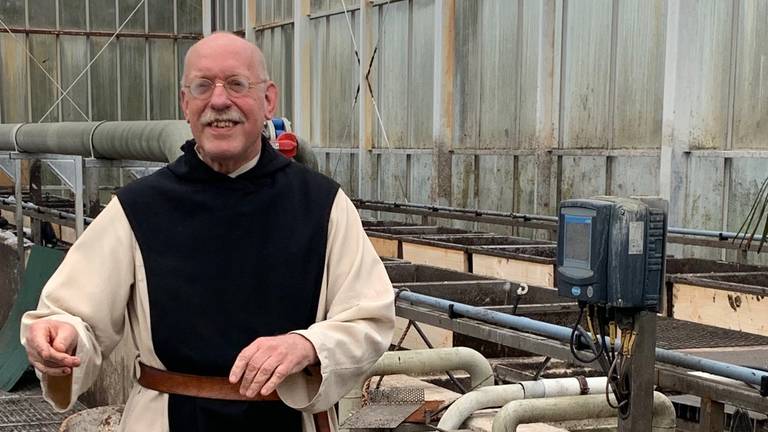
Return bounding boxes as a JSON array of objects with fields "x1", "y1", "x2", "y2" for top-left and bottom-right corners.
[{"x1": 0, "y1": 371, "x2": 85, "y2": 432}]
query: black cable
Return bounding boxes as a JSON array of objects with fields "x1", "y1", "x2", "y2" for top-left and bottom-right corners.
[{"x1": 569, "y1": 304, "x2": 603, "y2": 363}]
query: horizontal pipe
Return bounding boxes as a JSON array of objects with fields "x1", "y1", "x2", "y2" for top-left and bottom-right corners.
[
  {"x1": 0, "y1": 197, "x2": 94, "y2": 225},
  {"x1": 397, "y1": 291, "x2": 768, "y2": 388},
  {"x1": 491, "y1": 391, "x2": 675, "y2": 432},
  {"x1": 0, "y1": 121, "x2": 190, "y2": 163},
  {"x1": 353, "y1": 199, "x2": 765, "y2": 241},
  {"x1": 438, "y1": 377, "x2": 608, "y2": 430}
]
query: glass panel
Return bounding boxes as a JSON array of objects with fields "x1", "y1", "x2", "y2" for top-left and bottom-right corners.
[
  {"x1": 227, "y1": 0, "x2": 235, "y2": 30},
  {"x1": 177, "y1": 0, "x2": 202, "y2": 34},
  {"x1": 90, "y1": 37, "x2": 118, "y2": 121},
  {"x1": 90, "y1": 0, "x2": 117, "y2": 31},
  {"x1": 177, "y1": 39, "x2": 195, "y2": 119},
  {"x1": 235, "y1": 0, "x2": 242, "y2": 31},
  {"x1": 2, "y1": 0, "x2": 26, "y2": 27},
  {"x1": 149, "y1": 39, "x2": 176, "y2": 120},
  {"x1": 119, "y1": 0, "x2": 146, "y2": 32},
  {"x1": 60, "y1": 0, "x2": 87, "y2": 30},
  {"x1": 0, "y1": 33, "x2": 29, "y2": 122},
  {"x1": 29, "y1": 34, "x2": 59, "y2": 122},
  {"x1": 119, "y1": 38, "x2": 146, "y2": 120},
  {"x1": 59, "y1": 36, "x2": 89, "y2": 121},
  {"x1": 148, "y1": 0, "x2": 174, "y2": 32},
  {"x1": 28, "y1": 0, "x2": 56, "y2": 29}
]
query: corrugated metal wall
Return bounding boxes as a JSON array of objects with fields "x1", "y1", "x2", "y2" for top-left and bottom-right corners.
[
  {"x1": 252, "y1": 0, "x2": 768, "y2": 262},
  {"x1": 0, "y1": 0, "x2": 203, "y2": 124}
]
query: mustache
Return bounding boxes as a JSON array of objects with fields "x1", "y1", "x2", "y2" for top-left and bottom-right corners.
[{"x1": 200, "y1": 108, "x2": 245, "y2": 126}]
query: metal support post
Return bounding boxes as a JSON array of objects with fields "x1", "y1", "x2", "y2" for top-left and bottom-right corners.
[
  {"x1": 74, "y1": 156, "x2": 84, "y2": 237},
  {"x1": 29, "y1": 159, "x2": 42, "y2": 244},
  {"x1": 357, "y1": 0, "x2": 373, "y2": 200},
  {"x1": 293, "y1": 0, "x2": 311, "y2": 138},
  {"x1": 14, "y1": 158, "x2": 24, "y2": 275},
  {"x1": 84, "y1": 162, "x2": 101, "y2": 218},
  {"x1": 618, "y1": 311, "x2": 656, "y2": 431}
]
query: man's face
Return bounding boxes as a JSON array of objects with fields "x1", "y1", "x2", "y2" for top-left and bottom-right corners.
[{"x1": 181, "y1": 37, "x2": 277, "y2": 168}]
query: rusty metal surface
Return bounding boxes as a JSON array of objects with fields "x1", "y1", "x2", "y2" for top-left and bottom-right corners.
[{"x1": 340, "y1": 388, "x2": 424, "y2": 429}]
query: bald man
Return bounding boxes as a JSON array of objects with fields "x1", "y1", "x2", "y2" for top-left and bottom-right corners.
[{"x1": 21, "y1": 32, "x2": 395, "y2": 432}]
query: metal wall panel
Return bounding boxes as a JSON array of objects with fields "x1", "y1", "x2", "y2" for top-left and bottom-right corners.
[
  {"x1": 478, "y1": 1, "x2": 519, "y2": 150},
  {"x1": 90, "y1": 37, "x2": 118, "y2": 121},
  {"x1": 149, "y1": 39, "x2": 177, "y2": 120},
  {"x1": 328, "y1": 153, "x2": 356, "y2": 193},
  {"x1": 177, "y1": 39, "x2": 195, "y2": 119},
  {"x1": 410, "y1": 153, "x2": 432, "y2": 204},
  {"x1": 28, "y1": 0, "x2": 57, "y2": 28},
  {"x1": 59, "y1": 36, "x2": 89, "y2": 121},
  {"x1": 732, "y1": 0, "x2": 768, "y2": 150},
  {"x1": 452, "y1": 0, "x2": 480, "y2": 150},
  {"x1": 258, "y1": 27, "x2": 294, "y2": 119},
  {"x1": 91, "y1": 0, "x2": 117, "y2": 31},
  {"x1": 119, "y1": 38, "x2": 147, "y2": 120},
  {"x1": 609, "y1": 156, "x2": 659, "y2": 196},
  {"x1": 683, "y1": 157, "x2": 724, "y2": 259},
  {"x1": 561, "y1": 1, "x2": 612, "y2": 149},
  {"x1": 61, "y1": 0, "x2": 87, "y2": 30},
  {"x1": 29, "y1": 34, "x2": 59, "y2": 122},
  {"x1": 408, "y1": 0, "x2": 434, "y2": 149},
  {"x1": 178, "y1": 0, "x2": 203, "y2": 33},
  {"x1": 326, "y1": 12, "x2": 358, "y2": 147},
  {"x1": 378, "y1": 153, "x2": 409, "y2": 202},
  {"x1": 375, "y1": 1, "x2": 409, "y2": 149},
  {"x1": 310, "y1": 17, "x2": 329, "y2": 146},
  {"x1": 674, "y1": 0, "x2": 732, "y2": 150},
  {"x1": 516, "y1": 154, "x2": 537, "y2": 238},
  {"x1": 451, "y1": 154, "x2": 477, "y2": 230},
  {"x1": 477, "y1": 155, "x2": 515, "y2": 234},
  {"x1": 560, "y1": 156, "x2": 607, "y2": 199},
  {"x1": 0, "y1": 33, "x2": 28, "y2": 122},
  {"x1": 518, "y1": 0, "x2": 544, "y2": 149},
  {"x1": 119, "y1": 0, "x2": 147, "y2": 32},
  {"x1": 725, "y1": 158, "x2": 768, "y2": 265},
  {"x1": 613, "y1": 0, "x2": 665, "y2": 149}
]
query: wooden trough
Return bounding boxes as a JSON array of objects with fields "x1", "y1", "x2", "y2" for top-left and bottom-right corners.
[
  {"x1": 667, "y1": 271, "x2": 768, "y2": 336},
  {"x1": 387, "y1": 263, "x2": 569, "y2": 355},
  {"x1": 400, "y1": 234, "x2": 553, "y2": 274},
  {"x1": 470, "y1": 245, "x2": 557, "y2": 287},
  {"x1": 366, "y1": 226, "x2": 474, "y2": 258}
]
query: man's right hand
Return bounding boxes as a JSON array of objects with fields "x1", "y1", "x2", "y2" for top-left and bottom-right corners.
[{"x1": 25, "y1": 320, "x2": 81, "y2": 376}]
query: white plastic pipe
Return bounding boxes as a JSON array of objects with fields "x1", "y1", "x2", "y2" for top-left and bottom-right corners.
[
  {"x1": 491, "y1": 391, "x2": 676, "y2": 432},
  {"x1": 338, "y1": 347, "x2": 493, "y2": 430},
  {"x1": 437, "y1": 377, "x2": 608, "y2": 430}
]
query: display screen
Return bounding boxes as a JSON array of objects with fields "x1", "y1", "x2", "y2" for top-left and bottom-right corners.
[{"x1": 564, "y1": 215, "x2": 592, "y2": 269}]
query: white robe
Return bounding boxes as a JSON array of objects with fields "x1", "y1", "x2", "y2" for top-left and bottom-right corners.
[{"x1": 20, "y1": 189, "x2": 395, "y2": 432}]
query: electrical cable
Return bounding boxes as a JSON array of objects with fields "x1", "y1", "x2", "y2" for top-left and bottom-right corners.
[{"x1": 569, "y1": 303, "x2": 604, "y2": 363}]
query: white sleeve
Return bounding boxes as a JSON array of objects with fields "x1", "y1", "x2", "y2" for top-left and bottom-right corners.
[
  {"x1": 20, "y1": 197, "x2": 135, "y2": 411},
  {"x1": 279, "y1": 189, "x2": 395, "y2": 412}
]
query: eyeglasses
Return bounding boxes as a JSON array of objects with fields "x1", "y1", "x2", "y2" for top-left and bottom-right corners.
[{"x1": 183, "y1": 76, "x2": 267, "y2": 99}]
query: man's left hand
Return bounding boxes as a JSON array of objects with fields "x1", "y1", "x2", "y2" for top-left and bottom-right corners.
[{"x1": 229, "y1": 333, "x2": 318, "y2": 398}]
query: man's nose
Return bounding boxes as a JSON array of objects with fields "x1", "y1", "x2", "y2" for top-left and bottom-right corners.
[{"x1": 208, "y1": 83, "x2": 233, "y2": 109}]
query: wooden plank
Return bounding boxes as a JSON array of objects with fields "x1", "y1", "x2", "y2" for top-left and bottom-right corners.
[
  {"x1": 368, "y1": 236, "x2": 399, "y2": 258},
  {"x1": 401, "y1": 242, "x2": 468, "y2": 272},
  {"x1": 672, "y1": 283, "x2": 768, "y2": 336},
  {"x1": 699, "y1": 398, "x2": 725, "y2": 432},
  {"x1": 472, "y1": 253, "x2": 555, "y2": 287}
]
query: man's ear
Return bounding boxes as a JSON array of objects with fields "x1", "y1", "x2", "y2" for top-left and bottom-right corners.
[
  {"x1": 180, "y1": 89, "x2": 190, "y2": 122},
  {"x1": 264, "y1": 82, "x2": 278, "y2": 120}
]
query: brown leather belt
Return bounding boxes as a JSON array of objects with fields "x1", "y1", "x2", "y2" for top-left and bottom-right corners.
[{"x1": 138, "y1": 362, "x2": 331, "y2": 432}]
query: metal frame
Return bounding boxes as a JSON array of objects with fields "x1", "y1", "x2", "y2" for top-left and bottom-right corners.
[
  {"x1": 395, "y1": 301, "x2": 768, "y2": 415},
  {"x1": 9, "y1": 152, "x2": 84, "y2": 236}
]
